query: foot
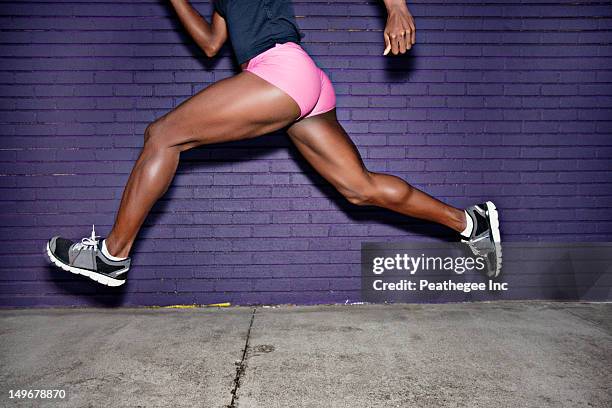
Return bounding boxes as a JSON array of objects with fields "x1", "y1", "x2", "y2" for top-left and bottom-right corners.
[
  {"x1": 45, "y1": 225, "x2": 131, "y2": 287},
  {"x1": 461, "y1": 201, "x2": 502, "y2": 278}
]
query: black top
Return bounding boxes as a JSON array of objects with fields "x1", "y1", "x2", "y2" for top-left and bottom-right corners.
[{"x1": 214, "y1": 0, "x2": 304, "y2": 65}]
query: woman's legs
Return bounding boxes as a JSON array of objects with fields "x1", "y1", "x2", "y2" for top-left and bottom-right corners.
[
  {"x1": 105, "y1": 71, "x2": 301, "y2": 258},
  {"x1": 105, "y1": 72, "x2": 467, "y2": 258},
  {"x1": 286, "y1": 108, "x2": 467, "y2": 233}
]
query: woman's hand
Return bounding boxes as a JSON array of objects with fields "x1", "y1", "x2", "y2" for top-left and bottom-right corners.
[{"x1": 382, "y1": 1, "x2": 416, "y2": 55}]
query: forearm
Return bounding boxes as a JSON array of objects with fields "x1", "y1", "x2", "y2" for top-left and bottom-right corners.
[
  {"x1": 169, "y1": 0, "x2": 219, "y2": 56},
  {"x1": 382, "y1": 0, "x2": 407, "y2": 12}
]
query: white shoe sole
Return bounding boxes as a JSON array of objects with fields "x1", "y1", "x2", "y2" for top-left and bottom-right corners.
[
  {"x1": 45, "y1": 241, "x2": 126, "y2": 287},
  {"x1": 484, "y1": 201, "x2": 501, "y2": 243},
  {"x1": 484, "y1": 201, "x2": 502, "y2": 277}
]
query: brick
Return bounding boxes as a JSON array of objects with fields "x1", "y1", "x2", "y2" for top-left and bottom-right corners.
[{"x1": 0, "y1": 0, "x2": 610, "y2": 308}]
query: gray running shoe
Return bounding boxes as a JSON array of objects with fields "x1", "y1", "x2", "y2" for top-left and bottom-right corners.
[
  {"x1": 45, "y1": 225, "x2": 130, "y2": 287},
  {"x1": 461, "y1": 201, "x2": 502, "y2": 278}
]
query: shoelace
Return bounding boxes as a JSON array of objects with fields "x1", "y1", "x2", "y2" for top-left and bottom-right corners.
[{"x1": 73, "y1": 225, "x2": 100, "y2": 252}]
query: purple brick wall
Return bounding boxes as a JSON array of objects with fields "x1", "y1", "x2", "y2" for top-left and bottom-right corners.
[{"x1": 1, "y1": 1, "x2": 611, "y2": 307}]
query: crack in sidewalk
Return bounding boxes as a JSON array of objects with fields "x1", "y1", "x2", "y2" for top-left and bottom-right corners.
[{"x1": 228, "y1": 307, "x2": 257, "y2": 408}]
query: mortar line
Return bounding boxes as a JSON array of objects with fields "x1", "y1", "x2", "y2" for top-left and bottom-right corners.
[{"x1": 228, "y1": 307, "x2": 257, "y2": 408}]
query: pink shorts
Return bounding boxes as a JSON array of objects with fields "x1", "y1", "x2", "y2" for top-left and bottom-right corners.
[{"x1": 243, "y1": 42, "x2": 336, "y2": 121}]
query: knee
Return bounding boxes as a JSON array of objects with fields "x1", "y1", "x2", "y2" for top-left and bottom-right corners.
[
  {"x1": 143, "y1": 119, "x2": 166, "y2": 149},
  {"x1": 345, "y1": 192, "x2": 372, "y2": 206},
  {"x1": 338, "y1": 174, "x2": 377, "y2": 206}
]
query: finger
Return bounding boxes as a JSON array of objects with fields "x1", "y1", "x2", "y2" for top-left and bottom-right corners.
[
  {"x1": 398, "y1": 30, "x2": 407, "y2": 53},
  {"x1": 390, "y1": 33, "x2": 399, "y2": 55},
  {"x1": 402, "y1": 27, "x2": 411, "y2": 51},
  {"x1": 405, "y1": 23, "x2": 413, "y2": 49},
  {"x1": 383, "y1": 32, "x2": 391, "y2": 55},
  {"x1": 410, "y1": 23, "x2": 416, "y2": 45}
]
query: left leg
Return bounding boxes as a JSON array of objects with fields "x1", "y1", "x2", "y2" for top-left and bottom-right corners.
[{"x1": 286, "y1": 108, "x2": 467, "y2": 233}]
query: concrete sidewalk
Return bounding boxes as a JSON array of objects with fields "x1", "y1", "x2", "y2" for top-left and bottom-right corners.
[{"x1": 1, "y1": 302, "x2": 610, "y2": 407}]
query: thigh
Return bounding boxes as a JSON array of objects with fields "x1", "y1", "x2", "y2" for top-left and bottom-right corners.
[
  {"x1": 286, "y1": 109, "x2": 370, "y2": 191},
  {"x1": 152, "y1": 70, "x2": 301, "y2": 150}
]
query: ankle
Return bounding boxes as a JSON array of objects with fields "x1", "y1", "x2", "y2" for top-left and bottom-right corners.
[
  {"x1": 458, "y1": 209, "x2": 473, "y2": 238},
  {"x1": 447, "y1": 208, "x2": 467, "y2": 233},
  {"x1": 103, "y1": 236, "x2": 130, "y2": 259},
  {"x1": 458, "y1": 210, "x2": 467, "y2": 232}
]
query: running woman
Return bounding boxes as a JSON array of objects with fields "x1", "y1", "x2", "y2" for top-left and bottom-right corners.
[{"x1": 45, "y1": 0, "x2": 501, "y2": 286}]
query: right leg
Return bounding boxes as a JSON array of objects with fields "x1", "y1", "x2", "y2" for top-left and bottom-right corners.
[
  {"x1": 286, "y1": 109, "x2": 467, "y2": 233},
  {"x1": 105, "y1": 71, "x2": 301, "y2": 258}
]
